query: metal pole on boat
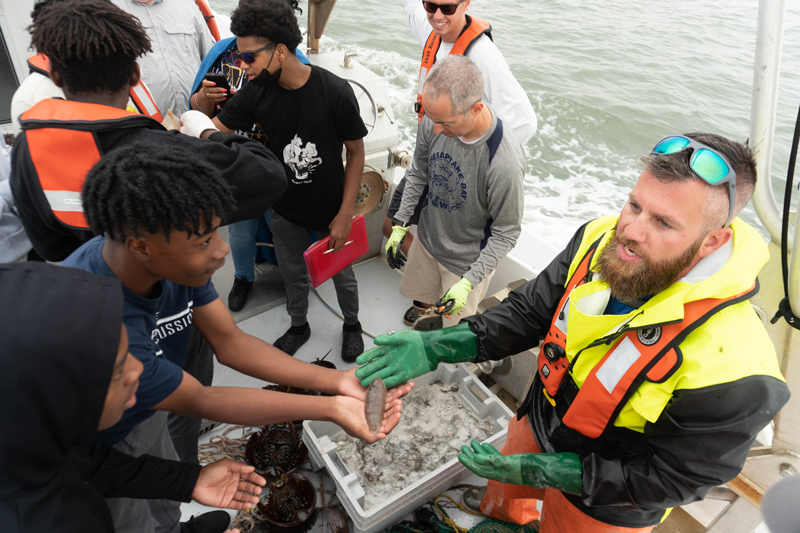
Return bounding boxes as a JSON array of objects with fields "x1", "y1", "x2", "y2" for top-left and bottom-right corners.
[
  {"x1": 307, "y1": 0, "x2": 338, "y2": 54},
  {"x1": 749, "y1": 0, "x2": 786, "y2": 245},
  {"x1": 749, "y1": 0, "x2": 800, "y2": 318}
]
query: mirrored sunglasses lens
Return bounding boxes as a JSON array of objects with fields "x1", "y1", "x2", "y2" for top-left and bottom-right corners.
[
  {"x1": 241, "y1": 53, "x2": 255, "y2": 64},
  {"x1": 691, "y1": 149, "x2": 729, "y2": 184},
  {"x1": 654, "y1": 136, "x2": 691, "y2": 154}
]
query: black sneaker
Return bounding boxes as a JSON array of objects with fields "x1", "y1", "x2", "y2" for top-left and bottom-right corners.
[
  {"x1": 274, "y1": 325, "x2": 311, "y2": 356},
  {"x1": 180, "y1": 510, "x2": 231, "y2": 533},
  {"x1": 228, "y1": 277, "x2": 253, "y2": 312}
]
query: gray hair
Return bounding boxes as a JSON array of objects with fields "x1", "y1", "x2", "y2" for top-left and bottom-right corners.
[
  {"x1": 640, "y1": 132, "x2": 757, "y2": 229},
  {"x1": 423, "y1": 55, "x2": 485, "y2": 115}
]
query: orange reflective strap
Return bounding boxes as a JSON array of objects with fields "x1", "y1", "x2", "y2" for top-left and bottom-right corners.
[
  {"x1": 537, "y1": 242, "x2": 598, "y2": 397},
  {"x1": 27, "y1": 53, "x2": 50, "y2": 76},
  {"x1": 562, "y1": 286, "x2": 756, "y2": 439},
  {"x1": 25, "y1": 128, "x2": 98, "y2": 229},
  {"x1": 20, "y1": 100, "x2": 150, "y2": 231},
  {"x1": 534, "y1": 228, "x2": 758, "y2": 439},
  {"x1": 129, "y1": 81, "x2": 163, "y2": 122},
  {"x1": 415, "y1": 16, "x2": 492, "y2": 121}
]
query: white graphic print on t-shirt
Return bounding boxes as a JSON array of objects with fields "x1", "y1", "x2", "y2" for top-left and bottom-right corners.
[{"x1": 283, "y1": 134, "x2": 322, "y2": 182}]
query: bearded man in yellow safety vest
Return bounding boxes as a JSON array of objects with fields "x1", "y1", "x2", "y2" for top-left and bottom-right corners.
[{"x1": 358, "y1": 132, "x2": 790, "y2": 532}]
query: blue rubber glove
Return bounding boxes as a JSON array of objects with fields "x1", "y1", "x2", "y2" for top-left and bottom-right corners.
[
  {"x1": 436, "y1": 277, "x2": 473, "y2": 314},
  {"x1": 385, "y1": 225, "x2": 410, "y2": 269}
]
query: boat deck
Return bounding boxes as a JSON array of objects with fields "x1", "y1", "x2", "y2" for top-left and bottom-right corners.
[{"x1": 178, "y1": 227, "x2": 772, "y2": 533}]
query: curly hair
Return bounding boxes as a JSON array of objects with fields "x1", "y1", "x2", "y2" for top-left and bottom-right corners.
[
  {"x1": 230, "y1": 0, "x2": 303, "y2": 53},
  {"x1": 28, "y1": 0, "x2": 151, "y2": 95},
  {"x1": 83, "y1": 142, "x2": 235, "y2": 243}
]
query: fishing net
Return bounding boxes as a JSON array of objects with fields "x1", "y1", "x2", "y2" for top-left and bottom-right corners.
[{"x1": 467, "y1": 519, "x2": 540, "y2": 533}]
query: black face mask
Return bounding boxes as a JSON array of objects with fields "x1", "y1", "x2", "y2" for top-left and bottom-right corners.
[
  {"x1": 250, "y1": 67, "x2": 282, "y2": 88},
  {"x1": 250, "y1": 49, "x2": 282, "y2": 89}
]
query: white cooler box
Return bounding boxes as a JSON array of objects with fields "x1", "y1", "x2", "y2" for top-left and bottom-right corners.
[{"x1": 303, "y1": 363, "x2": 515, "y2": 533}]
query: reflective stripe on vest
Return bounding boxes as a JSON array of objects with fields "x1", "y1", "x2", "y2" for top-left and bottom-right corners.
[
  {"x1": 536, "y1": 233, "x2": 759, "y2": 439},
  {"x1": 415, "y1": 15, "x2": 492, "y2": 121},
  {"x1": 20, "y1": 99, "x2": 160, "y2": 230},
  {"x1": 129, "y1": 81, "x2": 163, "y2": 122}
]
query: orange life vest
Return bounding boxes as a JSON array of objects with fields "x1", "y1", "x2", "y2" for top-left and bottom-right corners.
[
  {"x1": 536, "y1": 236, "x2": 759, "y2": 439},
  {"x1": 26, "y1": 54, "x2": 164, "y2": 122},
  {"x1": 195, "y1": 0, "x2": 221, "y2": 42},
  {"x1": 19, "y1": 99, "x2": 162, "y2": 230},
  {"x1": 415, "y1": 15, "x2": 492, "y2": 121}
]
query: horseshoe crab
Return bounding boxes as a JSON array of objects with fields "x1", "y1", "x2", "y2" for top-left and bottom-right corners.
[
  {"x1": 245, "y1": 422, "x2": 308, "y2": 474},
  {"x1": 257, "y1": 472, "x2": 316, "y2": 527}
]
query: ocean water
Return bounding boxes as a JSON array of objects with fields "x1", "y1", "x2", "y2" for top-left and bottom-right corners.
[{"x1": 209, "y1": 0, "x2": 800, "y2": 248}]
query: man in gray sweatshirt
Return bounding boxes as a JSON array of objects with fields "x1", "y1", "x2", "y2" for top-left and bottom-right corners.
[{"x1": 386, "y1": 55, "x2": 525, "y2": 328}]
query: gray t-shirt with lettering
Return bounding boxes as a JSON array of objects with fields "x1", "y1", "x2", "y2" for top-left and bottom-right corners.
[{"x1": 396, "y1": 105, "x2": 525, "y2": 285}]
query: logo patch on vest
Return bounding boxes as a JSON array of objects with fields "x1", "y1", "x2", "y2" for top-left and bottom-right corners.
[
  {"x1": 542, "y1": 364, "x2": 550, "y2": 378},
  {"x1": 637, "y1": 327, "x2": 662, "y2": 346}
]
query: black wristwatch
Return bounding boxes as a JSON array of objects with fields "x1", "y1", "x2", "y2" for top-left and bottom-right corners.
[{"x1": 392, "y1": 218, "x2": 411, "y2": 228}]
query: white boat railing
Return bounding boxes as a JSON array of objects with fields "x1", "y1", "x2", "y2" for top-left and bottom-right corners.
[{"x1": 748, "y1": 0, "x2": 800, "y2": 317}]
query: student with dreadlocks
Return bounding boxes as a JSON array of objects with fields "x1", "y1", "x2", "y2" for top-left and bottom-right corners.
[
  {"x1": 10, "y1": 0, "x2": 164, "y2": 134},
  {"x1": 62, "y1": 142, "x2": 409, "y2": 533},
  {"x1": 9, "y1": 0, "x2": 286, "y2": 263}
]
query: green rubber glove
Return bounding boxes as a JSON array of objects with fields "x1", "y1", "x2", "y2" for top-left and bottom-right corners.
[
  {"x1": 436, "y1": 277, "x2": 473, "y2": 314},
  {"x1": 458, "y1": 440, "x2": 582, "y2": 495},
  {"x1": 355, "y1": 322, "x2": 477, "y2": 388},
  {"x1": 385, "y1": 225, "x2": 410, "y2": 269}
]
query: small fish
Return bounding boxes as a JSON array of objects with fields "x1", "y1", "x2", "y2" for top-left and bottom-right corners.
[{"x1": 364, "y1": 378, "x2": 387, "y2": 435}]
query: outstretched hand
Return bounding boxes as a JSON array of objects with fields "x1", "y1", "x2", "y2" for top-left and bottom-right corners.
[
  {"x1": 458, "y1": 440, "x2": 523, "y2": 485},
  {"x1": 458, "y1": 441, "x2": 583, "y2": 493},
  {"x1": 192, "y1": 458, "x2": 266, "y2": 510},
  {"x1": 331, "y1": 392, "x2": 403, "y2": 443},
  {"x1": 355, "y1": 330, "x2": 430, "y2": 389},
  {"x1": 338, "y1": 367, "x2": 414, "y2": 402}
]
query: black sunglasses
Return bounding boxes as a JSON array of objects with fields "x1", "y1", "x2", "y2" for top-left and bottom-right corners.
[
  {"x1": 240, "y1": 43, "x2": 276, "y2": 64},
  {"x1": 422, "y1": 0, "x2": 466, "y2": 16}
]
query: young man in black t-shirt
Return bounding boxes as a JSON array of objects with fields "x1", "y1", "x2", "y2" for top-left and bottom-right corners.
[{"x1": 212, "y1": 0, "x2": 368, "y2": 362}]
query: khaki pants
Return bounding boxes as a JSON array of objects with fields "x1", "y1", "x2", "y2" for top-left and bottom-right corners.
[{"x1": 399, "y1": 237, "x2": 494, "y2": 327}]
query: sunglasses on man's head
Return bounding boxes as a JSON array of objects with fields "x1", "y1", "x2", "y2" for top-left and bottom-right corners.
[
  {"x1": 240, "y1": 43, "x2": 276, "y2": 64},
  {"x1": 422, "y1": 0, "x2": 466, "y2": 16},
  {"x1": 652, "y1": 135, "x2": 737, "y2": 227}
]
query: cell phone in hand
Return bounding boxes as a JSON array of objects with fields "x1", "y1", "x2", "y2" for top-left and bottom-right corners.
[{"x1": 203, "y1": 73, "x2": 230, "y2": 92}]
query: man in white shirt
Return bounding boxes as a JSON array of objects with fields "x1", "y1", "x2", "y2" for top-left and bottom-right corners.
[
  {"x1": 111, "y1": 0, "x2": 215, "y2": 116},
  {"x1": 385, "y1": 0, "x2": 537, "y2": 325},
  {"x1": 402, "y1": 0, "x2": 536, "y2": 144}
]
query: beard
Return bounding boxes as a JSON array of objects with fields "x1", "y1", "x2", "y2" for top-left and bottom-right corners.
[{"x1": 596, "y1": 230, "x2": 703, "y2": 303}]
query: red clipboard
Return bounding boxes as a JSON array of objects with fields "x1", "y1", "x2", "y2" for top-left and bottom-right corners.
[{"x1": 303, "y1": 214, "x2": 369, "y2": 287}]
